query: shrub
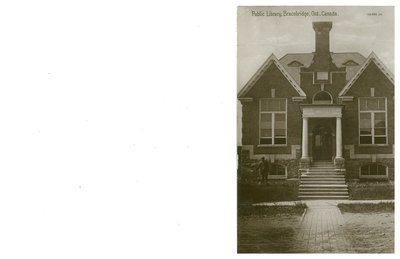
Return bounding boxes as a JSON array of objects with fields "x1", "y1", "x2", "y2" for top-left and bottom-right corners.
[
  {"x1": 348, "y1": 181, "x2": 394, "y2": 200},
  {"x1": 238, "y1": 202, "x2": 306, "y2": 216},
  {"x1": 238, "y1": 183, "x2": 299, "y2": 204},
  {"x1": 338, "y1": 202, "x2": 394, "y2": 213}
]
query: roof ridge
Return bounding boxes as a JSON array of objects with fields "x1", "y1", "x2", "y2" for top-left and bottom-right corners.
[{"x1": 279, "y1": 53, "x2": 313, "y2": 59}]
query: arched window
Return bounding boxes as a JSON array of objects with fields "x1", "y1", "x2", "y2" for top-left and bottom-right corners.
[
  {"x1": 360, "y1": 163, "x2": 388, "y2": 178},
  {"x1": 268, "y1": 163, "x2": 286, "y2": 179},
  {"x1": 313, "y1": 91, "x2": 333, "y2": 104}
]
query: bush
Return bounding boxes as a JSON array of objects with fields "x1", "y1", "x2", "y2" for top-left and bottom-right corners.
[
  {"x1": 338, "y1": 202, "x2": 394, "y2": 213},
  {"x1": 348, "y1": 181, "x2": 394, "y2": 200},
  {"x1": 238, "y1": 183, "x2": 299, "y2": 204},
  {"x1": 238, "y1": 202, "x2": 306, "y2": 216}
]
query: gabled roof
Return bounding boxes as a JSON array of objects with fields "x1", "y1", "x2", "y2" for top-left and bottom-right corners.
[
  {"x1": 339, "y1": 52, "x2": 394, "y2": 96},
  {"x1": 238, "y1": 54, "x2": 306, "y2": 98},
  {"x1": 279, "y1": 52, "x2": 366, "y2": 83}
]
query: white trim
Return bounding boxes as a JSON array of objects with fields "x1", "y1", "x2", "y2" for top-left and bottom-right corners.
[
  {"x1": 257, "y1": 144, "x2": 287, "y2": 147},
  {"x1": 238, "y1": 54, "x2": 306, "y2": 98},
  {"x1": 301, "y1": 105, "x2": 343, "y2": 118},
  {"x1": 238, "y1": 97, "x2": 253, "y2": 103},
  {"x1": 259, "y1": 98, "x2": 287, "y2": 146},
  {"x1": 241, "y1": 145, "x2": 300, "y2": 160},
  {"x1": 344, "y1": 145, "x2": 394, "y2": 159},
  {"x1": 358, "y1": 97, "x2": 387, "y2": 145},
  {"x1": 339, "y1": 52, "x2": 394, "y2": 96},
  {"x1": 312, "y1": 91, "x2": 333, "y2": 104},
  {"x1": 338, "y1": 96, "x2": 354, "y2": 102},
  {"x1": 313, "y1": 71, "x2": 332, "y2": 85},
  {"x1": 292, "y1": 96, "x2": 306, "y2": 102}
]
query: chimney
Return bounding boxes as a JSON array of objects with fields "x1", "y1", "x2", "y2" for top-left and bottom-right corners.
[
  {"x1": 311, "y1": 22, "x2": 332, "y2": 71},
  {"x1": 313, "y1": 22, "x2": 332, "y2": 54}
]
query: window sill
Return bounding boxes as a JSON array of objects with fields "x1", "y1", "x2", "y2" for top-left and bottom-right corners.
[
  {"x1": 359, "y1": 144, "x2": 390, "y2": 147},
  {"x1": 268, "y1": 175, "x2": 287, "y2": 180},
  {"x1": 359, "y1": 175, "x2": 388, "y2": 179},
  {"x1": 257, "y1": 144, "x2": 288, "y2": 147}
]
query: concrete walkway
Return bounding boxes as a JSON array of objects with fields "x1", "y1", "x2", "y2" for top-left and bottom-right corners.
[
  {"x1": 253, "y1": 199, "x2": 394, "y2": 207},
  {"x1": 251, "y1": 200, "x2": 393, "y2": 253},
  {"x1": 296, "y1": 201, "x2": 352, "y2": 252}
]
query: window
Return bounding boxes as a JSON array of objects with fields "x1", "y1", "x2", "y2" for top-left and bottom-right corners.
[
  {"x1": 359, "y1": 98, "x2": 387, "y2": 145},
  {"x1": 268, "y1": 164, "x2": 286, "y2": 179},
  {"x1": 260, "y1": 99, "x2": 287, "y2": 145},
  {"x1": 360, "y1": 163, "x2": 388, "y2": 178}
]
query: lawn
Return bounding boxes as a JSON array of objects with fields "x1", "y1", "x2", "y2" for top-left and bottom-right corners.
[
  {"x1": 338, "y1": 202, "x2": 394, "y2": 253},
  {"x1": 238, "y1": 205, "x2": 306, "y2": 253}
]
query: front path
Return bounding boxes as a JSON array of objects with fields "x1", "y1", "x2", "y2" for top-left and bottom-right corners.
[
  {"x1": 239, "y1": 200, "x2": 393, "y2": 253},
  {"x1": 295, "y1": 201, "x2": 353, "y2": 253}
]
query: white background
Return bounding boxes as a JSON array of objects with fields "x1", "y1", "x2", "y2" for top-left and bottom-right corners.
[{"x1": 0, "y1": 0, "x2": 397, "y2": 258}]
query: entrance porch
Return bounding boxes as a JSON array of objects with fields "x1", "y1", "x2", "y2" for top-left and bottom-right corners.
[{"x1": 299, "y1": 105, "x2": 345, "y2": 169}]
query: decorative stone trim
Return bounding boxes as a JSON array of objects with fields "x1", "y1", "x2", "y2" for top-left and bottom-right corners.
[
  {"x1": 238, "y1": 97, "x2": 253, "y2": 103},
  {"x1": 292, "y1": 96, "x2": 306, "y2": 102},
  {"x1": 338, "y1": 96, "x2": 354, "y2": 102},
  {"x1": 344, "y1": 145, "x2": 394, "y2": 159},
  {"x1": 241, "y1": 145, "x2": 300, "y2": 160}
]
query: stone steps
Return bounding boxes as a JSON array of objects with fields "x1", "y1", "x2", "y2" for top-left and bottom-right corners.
[
  {"x1": 301, "y1": 175, "x2": 344, "y2": 178},
  {"x1": 298, "y1": 162, "x2": 349, "y2": 200},
  {"x1": 299, "y1": 184, "x2": 348, "y2": 188},
  {"x1": 299, "y1": 191, "x2": 348, "y2": 195},
  {"x1": 298, "y1": 195, "x2": 349, "y2": 200}
]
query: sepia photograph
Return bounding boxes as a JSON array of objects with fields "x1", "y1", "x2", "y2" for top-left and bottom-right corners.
[{"x1": 237, "y1": 6, "x2": 394, "y2": 253}]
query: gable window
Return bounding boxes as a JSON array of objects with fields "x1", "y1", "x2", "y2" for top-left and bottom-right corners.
[
  {"x1": 360, "y1": 163, "x2": 388, "y2": 178},
  {"x1": 359, "y1": 97, "x2": 387, "y2": 145},
  {"x1": 259, "y1": 99, "x2": 287, "y2": 145}
]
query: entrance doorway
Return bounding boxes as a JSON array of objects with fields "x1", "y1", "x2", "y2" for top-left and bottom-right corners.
[{"x1": 312, "y1": 125, "x2": 333, "y2": 161}]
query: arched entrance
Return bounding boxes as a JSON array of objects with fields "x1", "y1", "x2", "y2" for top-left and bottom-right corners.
[{"x1": 312, "y1": 125, "x2": 333, "y2": 161}]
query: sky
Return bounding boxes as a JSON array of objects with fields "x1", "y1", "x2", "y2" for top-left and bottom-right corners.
[{"x1": 237, "y1": 6, "x2": 394, "y2": 144}]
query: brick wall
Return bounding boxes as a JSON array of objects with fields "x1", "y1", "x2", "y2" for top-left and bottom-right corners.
[
  {"x1": 342, "y1": 62, "x2": 394, "y2": 153},
  {"x1": 241, "y1": 63, "x2": 302, "y2": 155}
]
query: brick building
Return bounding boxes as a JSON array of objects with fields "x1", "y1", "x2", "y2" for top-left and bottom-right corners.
[{"x1": 238, "y1": 22, "x2": 394, "y2": 187}]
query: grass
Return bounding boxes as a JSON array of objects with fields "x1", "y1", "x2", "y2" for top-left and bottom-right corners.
[
  {"x1": 338, "y1": 202, "x2": 394, "y2": 213},
  {"x1": 347, "y1": 181, "x2": 394, "y2": 200},
  {"x1": 238, "y1": 202, "x2": 306, "y2": 217},
  {"x1": 339, "y1": 205, "x2": 394, "y2": 253},
  {"x1": 238, "y1": 183, "x2": 298, "y2": 204},
  {"x1": 238, "y1": 214, "x2": 304, "y2": 253}
]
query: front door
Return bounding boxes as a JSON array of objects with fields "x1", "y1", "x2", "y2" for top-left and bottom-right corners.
[{"x1": 312, "y1": 126, "x2": 332, "y2": 161}]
